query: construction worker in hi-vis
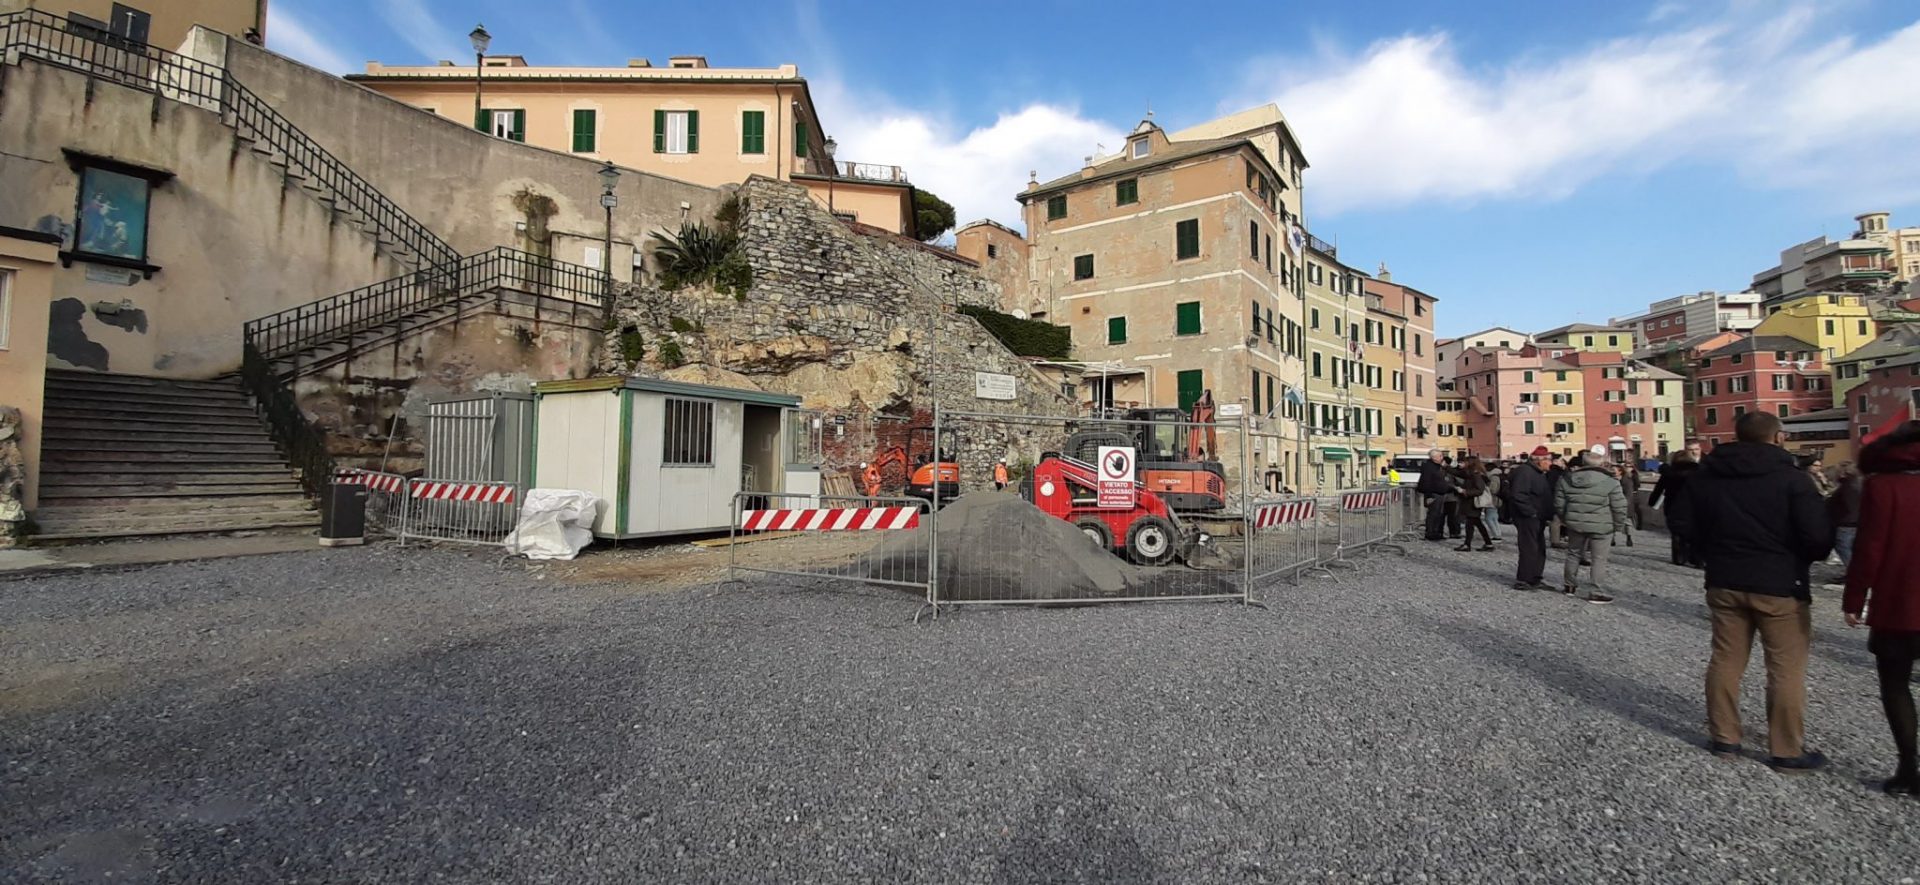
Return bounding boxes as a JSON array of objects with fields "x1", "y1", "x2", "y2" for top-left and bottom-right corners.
[{"x1": 993, "y1": 460, "x2": 1010, "y2": 490}]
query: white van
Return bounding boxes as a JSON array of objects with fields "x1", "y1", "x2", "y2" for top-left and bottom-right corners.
[{"x1": 1386, "y1": 454, "x2": 1428, "y2": 487}]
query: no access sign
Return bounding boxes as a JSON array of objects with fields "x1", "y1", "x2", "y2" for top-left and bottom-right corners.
[{"x1": 1096, "y1": 445, "x2": 1135, "y2": 509}]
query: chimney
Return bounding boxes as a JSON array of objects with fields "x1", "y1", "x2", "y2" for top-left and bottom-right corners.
[
  {"x1": 1377, "y1": 261, "x2": 1392, "y2": 283},
  {"x1": 1026, "y1": 170, "x2": 1038, "y2": 192},
  {"x1": 626, "y1": 58, "x2": 652, "y2": 68},
  {"x1": 1079, "y1": 156, "x2": 1094, "y2": 179}
]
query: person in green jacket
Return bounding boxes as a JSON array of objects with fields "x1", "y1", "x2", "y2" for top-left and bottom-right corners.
[{"x1": 1554, "y1": 450, "x2": 1629, "y2": 604}]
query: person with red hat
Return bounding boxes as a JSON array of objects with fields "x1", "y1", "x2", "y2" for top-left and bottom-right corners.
[{"x1": 1500, "y1": 445, "x2": 1557, "y2": 590}]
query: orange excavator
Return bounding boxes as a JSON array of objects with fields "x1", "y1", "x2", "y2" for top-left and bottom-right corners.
[
  {"x1": 865, "y1": 427, "x2": 959, "y2": 505},
  {"x1": 1064, "y1": 407, "x2": 1226, "y2": 512}
]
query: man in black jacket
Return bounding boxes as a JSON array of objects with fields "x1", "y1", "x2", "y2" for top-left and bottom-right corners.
[
  {"x1": 1687, "y1": 412, "x2": 1834, "y2": 772},
  {"x1": 1504, "y1": 445, "x2": 1555, "y2": 590},
  {"x1": 1416, "y1": 449, "x2": 1455, "y2": 541}
]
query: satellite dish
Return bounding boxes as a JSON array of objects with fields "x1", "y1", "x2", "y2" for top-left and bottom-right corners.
[{"x1": 1011, "y1": 309, "x2": 1028, "y2": 320}]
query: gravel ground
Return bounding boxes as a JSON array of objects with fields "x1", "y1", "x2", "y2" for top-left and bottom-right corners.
[{"x1": 2, "y1": 534, "x2": 1916, "y2": 882}]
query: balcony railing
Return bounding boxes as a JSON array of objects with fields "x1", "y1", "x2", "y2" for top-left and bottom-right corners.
[
  {"x1": 828, "y1": 160, "x2": 909, "y2": 184},
  {"x1": 1307, "y1": 232, "x2": 1337, "y2": 257}
]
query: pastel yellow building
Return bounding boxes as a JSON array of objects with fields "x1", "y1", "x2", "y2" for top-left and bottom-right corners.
[
  {"x1": 1751, "y1": 293, "x2": 1879, "y2": 363},
  {"x1": 1540, "y1": 357, "x2": 1586, "y2": 457},
  {"x1": 1537, "y1": 322, "x2": 1636, "y2": 355},
  {"x1": 3, "y1": 0, "x2": 265, "y2": 50},
  {"x1": 1647, "y1": 366, "x2": 1686, "y2": 456},
  {"x1": 348, "y1": 54, "x2": 915, "y2": 235}
]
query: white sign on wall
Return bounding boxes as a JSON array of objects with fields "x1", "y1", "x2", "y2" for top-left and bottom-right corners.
[
  {"x1": 974, "y1": 372, "x2": 1017, "y2": 401},
  {"x1": 1217, "y1": 403, "x2": 1244, "y2": 419}
]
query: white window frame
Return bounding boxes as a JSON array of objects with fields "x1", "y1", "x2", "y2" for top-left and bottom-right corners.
[
  {"x1": 663, "y1": 110, "x2": 692, "y2": 155},
  {"x1": 489, "y1": 109, "x2": 517, "y2": 140},
  {"x1": 1130, "y1": 138, "x2": 1150, "y2": 159}
]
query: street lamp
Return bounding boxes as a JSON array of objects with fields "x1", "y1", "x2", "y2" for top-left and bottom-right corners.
[
  {"x1": 822, "y1": 134, "x2": 838, "y2": 216},
  {"x1": 598, "y1": 160, "x2": 620, "y2": 278},
  {"x1": 469, "y1": 24, "x2": 491, "y2": 133}
]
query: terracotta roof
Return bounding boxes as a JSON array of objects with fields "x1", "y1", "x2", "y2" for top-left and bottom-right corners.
[{"x1": 1702, "y1": 334, "x2": 1819, "y2": 357}]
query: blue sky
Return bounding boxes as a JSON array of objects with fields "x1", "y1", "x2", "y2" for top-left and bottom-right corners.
[{"x1": 267, "y1": 0, "x2": 1920, "y2": 337}]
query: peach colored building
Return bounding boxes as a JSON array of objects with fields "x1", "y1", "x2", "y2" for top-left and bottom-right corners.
[
  {"x1": 348, "y1": 54, "x2": 915, "y2": 235},
  {"x1": 4, "y1": 0, "x2": 265, "y2": 49},
  {"x1": 953, "y1": 220, "x2": 1030, "y2": 316},
  {"x1": 1455, "y1": 345, "x2": 1551, "y2": 461},
  {"x1": 0, "y1": 227, "x2": 57, "y2": 515}
]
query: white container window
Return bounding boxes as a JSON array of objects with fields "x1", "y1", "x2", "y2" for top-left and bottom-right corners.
[{"x1": 663, "y1": 397, "x2": 714, "y2": 465}]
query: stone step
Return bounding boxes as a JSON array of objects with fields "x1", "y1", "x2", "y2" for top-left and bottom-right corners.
[
  {"x1": 30, "y1": 514, "x2": 321, "y2": 544},
  {"x1": 42, "y1": 387, "x2": 256, "y2": 414},
  {"x1": 41, "y1": 425, "x2": 274, "y2": 444},
  {"x1": 39, "y1": 437, "x2": 282, "y2": 454},
  {"x1": 41, "y1": 449, "x2": 291, "y2": 465},
  {"x1": 44, "y1": 370, "x2": 239, "y2": 395},
  {"x1": 39, "y1": 494, "x2": 313, "y2": 514},
  {"x1": 37, "y1": 461, "x2": 295, "y2": 478},
  {"x1": 39, "y1": 480, "x2": 305, "y2": 499},
  {"x1": 42, "y1": 411, "x2": 265, "y2": 431}
]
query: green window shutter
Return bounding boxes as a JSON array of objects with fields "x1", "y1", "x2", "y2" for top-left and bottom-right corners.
[
  {"x1": 653, "y1": 110, "x2": 666, "y2": 153},
  {"x1": 509, "y1": 109, "x2": 525, "y2": 142},
  {"x1": 742, "y1": 110, "x2": 765, "y2": 154},
  {"x1": 1115, "y1": 178, "x2": 1137, "y2": 205},
  {"x1": 1047, "y1": 195, "x2": 1067, "y2": 221},
  {"x1": 1073, "y1": 254, "x2": 1094, "y2": 280},
  {"x1": 572, "y1": 109, "x2": 596, "y2": 153},
  {"x1": 795, "y1": 120, "x2": 809, "y2": 157},
  {"x1": 685, "y1": 110, "x2": 699, "y2": 153},
  {"x1": 475, "y1": 106, "x2": 489, "y2": 132},
  {"x1": 1177, "y1": 370, "x2": 1205, "y2": 413},
  {"x1": 1176, "y1": 219, "x2": 1199, "y2": 259},
  {"x1": 1108, "y1": 317, "x2": 1127, "y2": 344},
  {"x1": 1176, "y1": 301, "x2": 1201, "y2": 336},
  {"x1": 1252, "y1": 369, "x2": 1262, "y2": 415}
]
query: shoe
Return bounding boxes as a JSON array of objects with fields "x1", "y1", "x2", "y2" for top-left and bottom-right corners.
[
  {"x1": 1767, "y1": 750, "x2": 1829, "y2": 773},
  {"x1": 1584, "y1": 593, "x2": 1614, "y2": 605},
  {"x1": 1512, "y1": 581, "x2": 1535, "y2": 591},
  {"x1": 1563, "y1": 584, "x2": 1577, "y2": 596},
  {"x1": 1884, "y1": 769, "x2": 1919, "y2": 795},
  {"x1": 1709, "y1": 741, "x2": 1742, "y2": 757},
  {"x1": 1455, "y1": 544, "x2": 1473, "y2": 551},
  {"x1": 1626, "y1": 537, "x2": 1634, "y2": 547},
  {"x1": 1529, "y1": 582, "x2": 1551, "y2": 591},
  {"x1": 1580, "y1": 558, "x2": 1592, "y2": 567},
  {"x1": 1478, "y1": 545, "x2": 1494, "y2": 552}
]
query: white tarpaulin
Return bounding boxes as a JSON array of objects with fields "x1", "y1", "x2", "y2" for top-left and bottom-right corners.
[{"x1": 504, "y1": 489, "x2": 603, "y2": 560}]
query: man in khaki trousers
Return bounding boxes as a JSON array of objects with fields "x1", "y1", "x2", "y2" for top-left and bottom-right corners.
[{"x1": 1684, "y1": 412, "x2": 1834, "y2": 771}]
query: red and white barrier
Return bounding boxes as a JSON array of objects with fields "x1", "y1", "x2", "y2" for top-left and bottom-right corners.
[
  {"x1": 410, "y1": 480, "x2": 516, "y2": 504},
  {"x1": 1253, "y1": 500, "x2": 1316, "y2": 528},
  {"x1": 1342, "y1": 490, "x2": 1393, "y2": 510},
  {"x1": 740, "y1": 506, "x2": 920, "y2": 532},
  {"x1": 334, "y1": 468, "x2": 406, "y2": 494}
]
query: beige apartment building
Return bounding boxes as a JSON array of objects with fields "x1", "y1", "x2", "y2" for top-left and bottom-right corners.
[
  {"x1": 3, "y1": 0, "x2": 265, "y2": 49},
  {"x1": 1537, "y1": 322, "x2": 1636, "y2": 355},
  {"x1": 348, "y1": 54, "x2": 914, "y2": 235},
  {"x1": 1005, "y1": 116, "x2": 1304, "y2": 481}
]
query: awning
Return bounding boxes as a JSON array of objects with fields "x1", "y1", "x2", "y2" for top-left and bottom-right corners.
[
  {"x1": 1365, "y1": 448, "x2": 1388, "y2": 457},
  {"x1": 1317, "y1": 447, "x2": 1353, "y2": 461}
]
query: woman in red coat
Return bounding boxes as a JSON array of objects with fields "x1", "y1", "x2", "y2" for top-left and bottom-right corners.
[{"x1": 1843, "y1": 419, "x2": 1920, "y2": 795}]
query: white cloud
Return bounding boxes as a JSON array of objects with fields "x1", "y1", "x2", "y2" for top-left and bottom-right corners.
[
  {"x1": 811, "y1": 81, "x2": 1123, "y2": 235},
  {"x1": 265, "y1": 6, "x2": 355, "y2": 74},
  {"x1": 377, "y1": 0, "x2": 470, "y2": 64},
  {"x1": 1230, "y1": 7, "x2": 1920, "y2": 216}
]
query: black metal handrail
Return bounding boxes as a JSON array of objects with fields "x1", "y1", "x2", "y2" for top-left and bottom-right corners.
[
  {"x1": 242, "y1": 340, "x2": 333, "y2": 497},
  {"x1": 244, "y1": 247, "x2": 610, "y2": 364},
  {"x1": 0, "y1": 9, "x2": 226, "y2": 105},
  {"x1": 0, "y1": 8, "x2": 457, "y2": 272}
]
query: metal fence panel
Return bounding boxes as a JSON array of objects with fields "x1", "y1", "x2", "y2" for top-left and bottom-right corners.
[
  {"x1": 1246, "y1": 496, "x2": 1330, "y2": 585},
  {"x1": 398, "y1": 479, "x2": 520, "y2": 547},
  {"x1": 426, "y1": 393, "x2": 534, "y2": 487},
  {"x1": 728, "y1": 493, "x2": 933, "y2": 593}
]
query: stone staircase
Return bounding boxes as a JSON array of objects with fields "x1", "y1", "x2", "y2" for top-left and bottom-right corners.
[{"x1": 33, "y1": 370, "x2": 317, "y2": 542}]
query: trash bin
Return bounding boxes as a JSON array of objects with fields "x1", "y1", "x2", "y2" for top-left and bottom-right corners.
[{"x1": 320, "y1": 482, "x2": 369, "y2": 547}]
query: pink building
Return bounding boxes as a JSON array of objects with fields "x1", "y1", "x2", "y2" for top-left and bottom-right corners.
[
  {"x1": 1560, "y1": 351, "x2": 1658, "y2": 460},
  {"x1": 1850, "y1": 351, "x2": 1920, "y2": 444},
  {"x1": 1454, "y1": 345, "x2": 1551, "y2": 461}
]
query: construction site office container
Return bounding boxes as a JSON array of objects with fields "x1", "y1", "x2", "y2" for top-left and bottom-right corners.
[{"x1": 530, "y1": 377, "x2": 818, "y2": 539}]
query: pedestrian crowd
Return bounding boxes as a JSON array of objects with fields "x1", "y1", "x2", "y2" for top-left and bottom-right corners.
[{"x1": 1419, "y1": 412, "x2": 1919, "y2": 794}]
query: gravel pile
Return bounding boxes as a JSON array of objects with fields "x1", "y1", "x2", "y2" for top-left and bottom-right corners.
[
  {"x1": 3, "y1": 534, "x2": 1916, "y2": 882},
  {"x1": 856, "y1": 492, "x2": 1235, "y2": 601}
]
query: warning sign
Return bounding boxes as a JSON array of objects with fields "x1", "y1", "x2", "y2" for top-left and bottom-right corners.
[{"x1": 1096, "y1": 445, "x2": 1135, "y2": 509}]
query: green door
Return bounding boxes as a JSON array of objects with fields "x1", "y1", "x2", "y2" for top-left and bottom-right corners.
[{"x1": 1176, "y1": 370, "x2": 1204, "y2": 413}]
